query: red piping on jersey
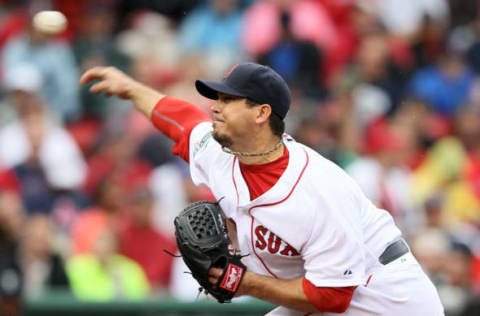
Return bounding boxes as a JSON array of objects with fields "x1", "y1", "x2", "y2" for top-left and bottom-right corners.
[
  {"x1": 241, "y1": 149, "x2": 309, "y2": 278},
  {"x1": 152, "y1": 110, "x2": 185, "y2": 131},
  {"x1": 365, "y1": 274, "x2": 373, "y2": 287},
  {"x1": 232, "y1": 156, "x2": 240, "y2": 206}
]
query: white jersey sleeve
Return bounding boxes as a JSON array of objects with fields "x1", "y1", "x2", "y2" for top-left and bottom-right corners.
[
  {"x1": 188, "y1": 122, "x2": 214, "y2": 186},
  {"x1": 188, "y1": 121, "x2": 230, "y2": 188}
]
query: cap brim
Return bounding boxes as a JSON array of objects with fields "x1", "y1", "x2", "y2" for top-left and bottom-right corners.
[{"x1": 195, "y1": 80, "x2": 247, "y2": 100}]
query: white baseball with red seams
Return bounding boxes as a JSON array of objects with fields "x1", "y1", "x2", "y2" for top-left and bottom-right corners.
[{"x1": 189, "y1": 122, "x2": 444, "y2": 316}]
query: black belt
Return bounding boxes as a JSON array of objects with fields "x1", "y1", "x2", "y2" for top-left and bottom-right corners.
[{"x1": 379, "y1": 240, "x2": 409, "y2": 265}]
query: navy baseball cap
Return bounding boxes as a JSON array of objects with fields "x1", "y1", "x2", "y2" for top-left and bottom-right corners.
[{"x1": 195, "y1": 63, "x2": 291, "y2": 119}]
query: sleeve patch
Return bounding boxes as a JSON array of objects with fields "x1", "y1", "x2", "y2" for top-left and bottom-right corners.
[{"x1": 193, "y1": 131, "x2": 213, "y2": 158}]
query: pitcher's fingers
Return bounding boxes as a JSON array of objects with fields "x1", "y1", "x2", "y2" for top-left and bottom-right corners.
[
  {"x1": 89, "y1": 81, "x2": 111, "y2": 94},
  {"x1": 209, "y1": 268, "x2": 223, "y2": 277},
  {"x1": 208, "y1": 276, "x2": 218, "y2": 284},
  {"x1": 80, "y1": 67, "x2": 107, "y2": 85}
]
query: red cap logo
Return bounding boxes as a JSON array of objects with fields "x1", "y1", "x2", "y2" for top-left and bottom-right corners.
[{"x1": 223, "y1": 64, "x2": 239, "y2": 79}]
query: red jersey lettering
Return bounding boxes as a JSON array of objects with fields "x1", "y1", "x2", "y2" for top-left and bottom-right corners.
[
  {"x1": 267, "y1": 232, "x2": 281, "y2": 254},
  {"x1": 254, "y1": 225, "x2": 300, "y2": 256},
  {"x1": 255, "y1": 225, "x2": 268, "y2": 250},
  {"x1": 280, "y1": 244, "x2": 300, "y2": 256}
]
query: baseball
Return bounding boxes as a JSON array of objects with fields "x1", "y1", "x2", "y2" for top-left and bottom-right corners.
[{"x1": 32, "y1": 11, "x2": 67, "y2": 35}]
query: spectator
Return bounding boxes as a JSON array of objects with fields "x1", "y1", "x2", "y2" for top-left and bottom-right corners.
[
  {"x1": 72, "y1": 176, "x2": 125, "y2": 254},
  {"x1": 2, "y1": 11, "x2": 80, "y2": 122},
  {"x1": 337, "y1": 32, "x2": 406, "y2": 121},
  {"x1": 258, "y1": 11, "x2": 324, "y2": 99},
  {"x1": 291, "y1": 101, "x2": 353, "y2": 167},
  {"x1": 73, "y1": 3, "x2": 130, "y2": 119},
  {"x1": 18, "y1": 214, "x2": 69, "y2": 297},
  {"x1": 411, "y1": 14, "x2": 449, "y2": 69},
  {"x1": 408, "y1": 48, "x2": 476, "y2": 117},
  {"x1": 388, "y1": 97, "x2": 444, "y2": 168},
  {"x1": 118, "y1": 187, "x2": 176, "y2": 291},
  {"x1": 422, "y1": 194, "x2": 446, "y2": 228},
  {"x1": 0, "y1": 190, "x2": 24, "y2": 315},
  {"x1": 148, "y1": 161, "x2": 188, "y2": 234},
  {"x1": 328, "y1": 32, "x2": 409, "y2": 160},
  {"x1": 179, "y1": 0, "x2": 243, "y2": 70},
  {"x1": 412, "y1": 104, "x2": 480, "y2": 226},
  {"x1": 346, "y1": 119, "x2": 416, "y2": 231},
  {"x1": 412, "y1": 137, "x2": 469, "y2": 214},
  {"x1": 314, "y1": 0, "x2": 360, "y2": 80},
  {"x1": 115, "y1": 11, "x2": 180, "y2": 86},
  {"x1": 243, "y1": 0, "x2": 337, "y2": 57},
  {"x1": 411, "y1": 227, "x2": 449, "y2": 285},
  {"x1": 82, "y1": 114, "x2": 152, "y2": 197},
  {"x1": 67, "y1": 228, "x2": 149, "y2": 301},
  {"x1": 438, "y1": 242, "x2": 477, "y2": 316},
  {"x1": 0, "y1": 64, "x2": 87, "y2": 213},
  {"x1": 375, "y1": 0, "x2": 449, "y2": 38}
]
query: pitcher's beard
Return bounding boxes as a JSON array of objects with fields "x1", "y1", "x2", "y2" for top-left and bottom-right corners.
[{"x1": 213, "y1": 131, "x2": 233, "y2": 149}]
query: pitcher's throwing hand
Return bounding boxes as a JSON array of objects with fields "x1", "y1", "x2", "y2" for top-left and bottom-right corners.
[{"x1": 80, "y1": 67, "x2": 137, "y2": 99}]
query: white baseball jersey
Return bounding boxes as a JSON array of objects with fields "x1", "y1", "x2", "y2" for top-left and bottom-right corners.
[{"x1": 188, "y1": 122, "x2": 444, "y2": 316}]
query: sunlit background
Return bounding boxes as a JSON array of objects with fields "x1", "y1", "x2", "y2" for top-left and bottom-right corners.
[{"x1": 0, "y1": 0, "x2": 479, "y2": 315}]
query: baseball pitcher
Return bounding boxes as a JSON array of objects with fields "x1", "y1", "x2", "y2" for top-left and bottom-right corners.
[{"x1": 81, "y1": 63, "x2": 444, "y2": 315}]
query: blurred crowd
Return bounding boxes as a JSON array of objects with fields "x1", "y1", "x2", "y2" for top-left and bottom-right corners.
[{"x1": 0, "y1": 0, "x2": 480, "y2": 315}]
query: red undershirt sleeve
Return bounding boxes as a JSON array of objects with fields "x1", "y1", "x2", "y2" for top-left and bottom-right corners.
[
  {"x1": 150, "y1": 96, "x2": 211, "y2": 162},
  {"x1": 302, "y1": 278, "x2": 357, "y2": 313}
]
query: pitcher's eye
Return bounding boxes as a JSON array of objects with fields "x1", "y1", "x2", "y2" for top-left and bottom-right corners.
[{"x1": 219, "y1": 95, "x2": 239, "y2": 103}]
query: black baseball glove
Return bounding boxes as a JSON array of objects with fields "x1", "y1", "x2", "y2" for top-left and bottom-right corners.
[{"x1": 174, "y1": 200, "x2": 247, "y2": 303}]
